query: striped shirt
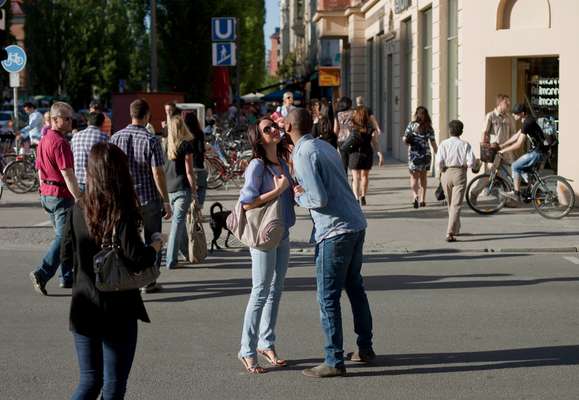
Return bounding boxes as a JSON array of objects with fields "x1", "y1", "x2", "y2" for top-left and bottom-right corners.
[
  {"x1": 110, "y1": 124, "x2": 165, "y2": 205},
  {"x1": 71, "y1": 126, "x2": 109, "y2": 185}
]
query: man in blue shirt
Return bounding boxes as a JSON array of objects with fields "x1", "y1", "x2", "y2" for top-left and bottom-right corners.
[
  {"x1": 18, "y1": 102, "x2": 43, "y2": 152},
  {"x1": 286, "y1": 108, "x2": 374, "y2": 378},
  {"x1": 71, "y1": 112, "x2": 109, "y2": 192}
]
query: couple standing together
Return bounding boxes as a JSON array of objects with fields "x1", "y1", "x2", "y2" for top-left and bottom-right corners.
[{"x1": 237, "y1": 108, "x2": 374, "y2": 377}]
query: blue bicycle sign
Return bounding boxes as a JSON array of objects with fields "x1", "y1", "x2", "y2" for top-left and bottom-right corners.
[{"x1": 2, "y1": 45, "x2": 27, "y2": 73}]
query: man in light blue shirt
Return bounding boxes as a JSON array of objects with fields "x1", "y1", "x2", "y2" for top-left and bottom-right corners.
[
  {"x1": 20, "y1": 102, "x2": 44, "y2": 146},
  {"x1": 286, "y1": 108, "x2": 374, "y2": 378}
]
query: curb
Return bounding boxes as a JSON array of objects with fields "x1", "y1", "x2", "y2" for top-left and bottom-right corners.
[{"x1": 290, "y1": 246, "x2": 579, "y2": 256}]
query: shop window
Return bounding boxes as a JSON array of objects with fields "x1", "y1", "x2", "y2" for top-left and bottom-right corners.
[
  {"x1": 497, "y1": 0, "x2": 551, "y2": 30},
  {"x1": 421, "y1": 8, "x2": 433, "y2": 112},
  {"x1": 447, "y1": 0, "x2": 458, "y2": 120}
]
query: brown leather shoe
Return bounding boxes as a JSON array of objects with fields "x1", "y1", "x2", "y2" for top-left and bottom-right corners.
[
  {"x1": 348, "y1": 348, "x2": 376, "y2": 363},
  {"x1": 302, "y1": 363, "x2": 346, "y2": 378}
]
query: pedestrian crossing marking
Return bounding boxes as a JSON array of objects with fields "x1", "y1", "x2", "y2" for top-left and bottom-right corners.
[{"x1": 563, "y1": 256, "x2": 579, "y2": 265}]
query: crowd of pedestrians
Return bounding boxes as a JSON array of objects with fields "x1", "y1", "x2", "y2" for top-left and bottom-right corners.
[{"x1": 21, "y1": 87, "x2": 553, "y2": 397}]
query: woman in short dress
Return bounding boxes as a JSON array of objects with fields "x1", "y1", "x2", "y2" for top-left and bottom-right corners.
[{"x1": 403, "y1": 106, "x2": 438, "y2": 208}]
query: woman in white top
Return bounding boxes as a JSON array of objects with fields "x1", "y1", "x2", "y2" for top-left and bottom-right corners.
[{"x1": 435, "y1": 120, "x2": 478, "y2": 242}]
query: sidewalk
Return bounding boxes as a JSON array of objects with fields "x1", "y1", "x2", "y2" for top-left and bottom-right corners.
[{"x1": 207, "y1": 159, "x2": 579, "y2": 254}]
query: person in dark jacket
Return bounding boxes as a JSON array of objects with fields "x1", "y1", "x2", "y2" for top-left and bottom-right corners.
[
  {"x1": 184, "y1": 112, "x2": 207, "y2": 209},
  {"x1": 61, "y1": 142, "x2": 163, "y2": 400}
]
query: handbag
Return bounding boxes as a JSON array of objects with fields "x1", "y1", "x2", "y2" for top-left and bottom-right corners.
[
  {"x1": 187, "y1": 200, "x2": 208, "y2": 263},
  {"x1": 339, "y1": 129, "x2": 362, "y2": 153},
  {"x1": 480, "y1": 143, "x2": 498, "y2": 163},
  {"x1": 93, "y1": 226, "x2": 160, "y2": 292},
  {"x1": 226, "y1": 166, "x2": 285, "y2": 251},
  {"x1": 435, "y1": 182, "x2": 446, "y2": 201}
]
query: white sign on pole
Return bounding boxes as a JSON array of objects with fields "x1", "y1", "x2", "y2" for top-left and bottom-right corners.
[
  {"x1": 9, "y1": 72, "x2": 19, "y2": 87},
  {"x1": 211, "y1": 18, "x2": 236, "y2": 41},
  {"x1": 212, "y1": 42, "x2": 236, "y2": 67}
]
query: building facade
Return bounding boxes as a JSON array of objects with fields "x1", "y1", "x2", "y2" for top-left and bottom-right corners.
[
  {"x1": 268, "y1": 28, "x2": 281, "y2": 76},
  {"x1": 299, "y1": 0, "x2": 576, "y2": 193}
]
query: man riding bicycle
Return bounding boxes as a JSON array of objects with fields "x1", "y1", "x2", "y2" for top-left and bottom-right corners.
[{"x1": 498, "y1": 103, "x2": 550, "y2": 202}]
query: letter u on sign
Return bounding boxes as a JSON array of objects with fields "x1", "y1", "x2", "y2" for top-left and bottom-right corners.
[{"x1": 212, "y1": 18, "x2": 236, "y2": 41}]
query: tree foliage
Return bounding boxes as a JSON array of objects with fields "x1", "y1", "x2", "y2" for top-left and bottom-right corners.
[{"x1": 22, "y1": 0, "x2": 265, "y2": 107}]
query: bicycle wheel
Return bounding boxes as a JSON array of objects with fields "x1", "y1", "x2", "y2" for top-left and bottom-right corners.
[
  {"x1": 205, "y1": 157, "x2": 224, "y2": 190},
  {"x1": 465, "y1": 174, "x2": 509, "y2": 215},
  {"x1": 531, "y1": 175, "x2": 575, "y2": 219},
  {"x1": 3, "y1": 160, "x2": 36, "y2": 194}
]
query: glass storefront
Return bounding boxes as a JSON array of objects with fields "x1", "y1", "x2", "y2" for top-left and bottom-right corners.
[{"x1": 516, "y1": 57, "x2": 559, "y2": 171}]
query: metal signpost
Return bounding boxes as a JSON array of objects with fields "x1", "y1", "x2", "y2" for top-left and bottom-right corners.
[
  {"x1": 211, "y1": 17, "x2": 239, "y2": 107},
  {"x1": 2, "y1": 45, "x2": 27, "y2": 131}
]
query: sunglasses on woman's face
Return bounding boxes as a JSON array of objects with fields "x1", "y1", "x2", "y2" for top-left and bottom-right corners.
[{"x1": 261, "y1": 124, "x2": 279, "y2": 135}]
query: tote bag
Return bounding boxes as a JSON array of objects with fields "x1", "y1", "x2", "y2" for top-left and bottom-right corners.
[{"x1": 187, "y1": 201, "x2": 208, "y2": 263}]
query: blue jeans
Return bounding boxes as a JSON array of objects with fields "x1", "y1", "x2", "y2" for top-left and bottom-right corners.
[
  {"x1": 71, "y1": 320, "x2": 138, "y2": 400},
  {"x1": 165, "y1": 190, "x2": 192, "y2": 269},
  {"x1": 512, "y1": 150, "x2": 543, "y2": 181},
  {"x1": 239, "y1": 237, "x2": 290, "y2": 358},
  {"x1": 34, "y1": 195, "x2": 74, "y2": 284},
  {"x1": 315, "y1": 230, "x2": 373, "y2": 367}
]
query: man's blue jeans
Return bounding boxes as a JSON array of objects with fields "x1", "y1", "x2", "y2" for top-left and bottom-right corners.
[
  {"x1": 71, "y1": 320, "x2": 138, "y2": 400},
  {"x1": 240, "y1": 237, "x2": 290, "y2": 358},
  {"x1": 34, "y1": 195, "x2": 74, "y2": 285},
  {"x1": 315, "y1": 230, "x2": 373, "y2": 367},
  {"x1": 166, "y1": 190, "x2": 192, "y2": 269}
]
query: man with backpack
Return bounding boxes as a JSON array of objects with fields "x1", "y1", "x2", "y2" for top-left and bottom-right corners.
[{"x1": 499, "y1": 103, "x2": 554, "y2": 202}]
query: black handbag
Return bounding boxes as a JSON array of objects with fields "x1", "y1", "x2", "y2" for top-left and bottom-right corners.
[
  {"x1": 339, "y1": 130, "x2": 362, "y2": 153},
  {"x1": 93, "y1": 227, "x2": 160, "y2": 292},
  {"x1": 435, "y1": 182, "x2": 446, "y2": 201}
]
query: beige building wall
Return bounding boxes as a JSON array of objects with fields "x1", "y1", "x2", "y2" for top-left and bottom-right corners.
[{"x1": 461, "y1": 0, "x2": 578, "y2": 193}]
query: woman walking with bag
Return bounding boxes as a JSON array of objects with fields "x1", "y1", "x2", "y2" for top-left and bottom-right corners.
[
  {"x1": 334, "y1": 96, "x2": 354, "y2": 171},
  {"x1": 237, "y1": 117, "x2": 295, "y2": 374},
  {"x1": 61, "y1": 142, "x2": 162, "y2": 399},
  {"x1": 403, "y1": 106, "x2": 438, "y2": 208},
  {"x1": 349, "y1": 106, "x2": 384, "y2": 205},
  {"x1": 184, "y1": 112, "x2": 207, "y2": 210},
  {"x1": 164, "y1": 115, "x2": 197, "y2": 269}
]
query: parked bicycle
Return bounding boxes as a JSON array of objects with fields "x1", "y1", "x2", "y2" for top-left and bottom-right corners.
[
  {"x1": 0, "y1": 137, "x2": 39, "y2": 199},
  {"x1": 205, "y1": 127, "x2": 251, "y2": 190},
  {"x1": 466, "y1": 152, "x2": 575, "y2": 219}
]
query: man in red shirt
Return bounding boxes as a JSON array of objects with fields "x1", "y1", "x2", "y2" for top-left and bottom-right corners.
[{"x1": 29, "y1": 102, "x2": 81, "y2": 295}]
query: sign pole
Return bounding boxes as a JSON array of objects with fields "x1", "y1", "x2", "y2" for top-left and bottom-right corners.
[
  {"x1": 236, "y1": 17, "x2": 241, "y2": 116},
  {"x1": 13, "y1": 86, "x2": 17, "y2": 130}
]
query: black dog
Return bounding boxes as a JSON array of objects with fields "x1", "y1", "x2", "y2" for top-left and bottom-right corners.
[{"x1": 209, "y1": 202, "x2": 232, "y2": 252}]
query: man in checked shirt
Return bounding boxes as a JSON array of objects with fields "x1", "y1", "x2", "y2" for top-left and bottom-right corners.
[
  {"x1": 71, "y1": 112, "x2": 109, "y2": 192},
  {"x1": 111, "y1": 99, "x2": 172, "y2": 293}
]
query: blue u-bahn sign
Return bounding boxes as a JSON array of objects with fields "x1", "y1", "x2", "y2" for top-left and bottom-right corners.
[{"x1": 211, "y1": 17, "x2": 236, "y2": 42}]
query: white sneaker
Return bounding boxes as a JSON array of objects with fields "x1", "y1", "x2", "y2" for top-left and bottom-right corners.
[{"x1": 502, "y1": 191, "x2": 520, "y2": 202}]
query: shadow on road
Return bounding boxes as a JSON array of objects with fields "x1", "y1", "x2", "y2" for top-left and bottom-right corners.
[
  {"x1": 147, "y1": 271, "x2": 578, "y2": 303},
  {"x1": 278, "y1": 345, "x2": 579, "y2": 376}
]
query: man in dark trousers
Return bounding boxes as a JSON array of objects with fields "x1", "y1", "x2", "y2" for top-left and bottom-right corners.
[
  {"x1": 286, "y1": 108, "x2": 374, "y2": 378},
  {"x1": 111, "y1": 99, "x2": 172, "y2": 293}
]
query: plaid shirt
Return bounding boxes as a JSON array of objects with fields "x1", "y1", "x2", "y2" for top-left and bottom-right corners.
[
  {"x1": 111, "y1": 124, "x2": 165, "y2": 205},
  {"x1": 71, "y1": 126, "x2": 109, "y2": 184}
]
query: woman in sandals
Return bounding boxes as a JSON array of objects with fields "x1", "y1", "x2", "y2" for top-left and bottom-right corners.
[
  {"x1": 237, "y1": 116, "x2": 295, "y2": 374},
  {"x1": 403, "y1": 106, "x2": 438, "y2": 208}
]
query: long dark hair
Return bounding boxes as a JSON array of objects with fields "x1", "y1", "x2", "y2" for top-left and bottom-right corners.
[
  {"x1": 248, "y1": 117, "x2": 290, "y2": 165},
  {"x1": 336, "y1": 96, "x2": 352, "y2": 113},
  {"x1": 414, "y1": 106, "x2": 432, "y2": 133},
  {"x1": 184, "y1": 112, "x2": 204, "y2": 141},
  {"x1": 82, "y1": 142, "x2": 142, "y2": 244}
]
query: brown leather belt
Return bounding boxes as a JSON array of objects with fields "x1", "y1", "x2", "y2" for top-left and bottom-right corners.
[{"x1": 42, "y1": 179, "x2": 66, "y2": 187}]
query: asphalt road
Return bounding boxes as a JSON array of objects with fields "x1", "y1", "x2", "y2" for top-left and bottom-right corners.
[{"x1": 2, "y1": 247, "x2": 579, "y2": 400}]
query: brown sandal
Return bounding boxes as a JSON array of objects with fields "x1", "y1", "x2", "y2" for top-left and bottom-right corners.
[
  {"x1": 238, "y1": 356, "x2": 266, "y2": 374},
  {"x1": 257, "y1": 348, "x2": 288, "y2": 367}
]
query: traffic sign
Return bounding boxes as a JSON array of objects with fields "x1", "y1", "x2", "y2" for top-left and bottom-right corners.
[
  {"x1": 212, "y1": 42, "x2": 236, "y2": 66},
  {"x1": 9, "y1": 72, "x2": 19, "y2": 88},
  {"x1": 211, "y1": 17, "x2": 236, "y2": 41},
  {"x1": 1, "y1": 45, "x2": 27, "y2": 73}
]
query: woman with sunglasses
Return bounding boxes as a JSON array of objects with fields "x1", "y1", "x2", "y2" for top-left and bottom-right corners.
[{"x1": 237, "y1": 117, "x2": 295, "y2": 374}]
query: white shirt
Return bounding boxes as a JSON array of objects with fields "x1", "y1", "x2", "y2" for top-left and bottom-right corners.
[{"x1": 436, "y1": 136, "x2": 476, "y2": 170}]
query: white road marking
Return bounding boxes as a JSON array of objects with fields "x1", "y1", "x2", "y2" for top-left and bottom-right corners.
[
  {"x1": 33, "y1": 220, "x2": 52, "y2": 227},
  {"x1": 563, "y1": 256, "x2": 579, "y2": 265}
]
